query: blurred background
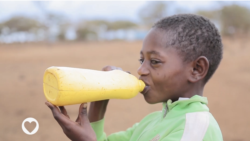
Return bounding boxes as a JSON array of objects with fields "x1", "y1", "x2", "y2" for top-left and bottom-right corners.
[{"x1": 0, "y1": 1, "x2": 249, "y2": 141}]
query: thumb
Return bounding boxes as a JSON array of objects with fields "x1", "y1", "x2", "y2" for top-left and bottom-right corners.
[{"x1": 79, "y1": 103, "x2": 90, "y2": 126}]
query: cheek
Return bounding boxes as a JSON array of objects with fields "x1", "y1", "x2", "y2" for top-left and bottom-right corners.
[
  {"x1": 154, "y1": 66, "x2": 186, "y2": 92},
  {"x1": 166, "y1": 68, "x2": 187, "y2": 89},
  {"x1": 151, "y1": 71, "x2": 169, "y2": 92}
]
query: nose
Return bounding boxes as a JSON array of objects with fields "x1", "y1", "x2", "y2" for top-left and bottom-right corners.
[{"x1": 137, "y1": 62, "x2": 149, "y2": 76}]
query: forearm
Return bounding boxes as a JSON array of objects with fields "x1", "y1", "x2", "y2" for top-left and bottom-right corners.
[{"x1": 88, "y1": 100, "x2": 109, "y2": 122}]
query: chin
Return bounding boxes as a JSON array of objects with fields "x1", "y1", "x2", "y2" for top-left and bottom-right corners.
[{"x1": 143, "y1": 95, "x2": 158, "y2": 104}]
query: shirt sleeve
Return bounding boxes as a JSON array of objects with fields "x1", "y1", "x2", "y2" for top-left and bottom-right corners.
[{"x1": 90, "y1": 118, "x2": 139, "y2": 141}]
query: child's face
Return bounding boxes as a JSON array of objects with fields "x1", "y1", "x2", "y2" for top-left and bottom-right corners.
[{"x1": 138, "y1": 28, "x2": 191, "y2": 104}]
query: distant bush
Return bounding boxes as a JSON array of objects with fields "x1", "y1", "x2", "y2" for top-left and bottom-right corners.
[
  {"x1": 0, "y1": 16, "x2": 44, "y2": 34},
  {"x1": 76, "y1": 27, "x2": 98, "y2": 41}
]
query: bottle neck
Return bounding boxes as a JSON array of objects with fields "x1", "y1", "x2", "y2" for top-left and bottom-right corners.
[{"x1": 138, "y1": 80, "x2": 146, "y2": 92}]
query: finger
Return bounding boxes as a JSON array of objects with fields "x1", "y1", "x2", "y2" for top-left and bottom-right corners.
[
  {"x1": 75, "y1": 103, "x2": 83, "y2": 122},
  {"x1": 59, "y1": 106, "x2": 70, "y2": 118},
  {"x1": 116, "y1": 67, "x2": 122, "y2": 71},
  {"x1": 75, "y1": 115, "x2": 79, "y2": 123},
  {"x1": 102, "y1": 65, "x2": 111, "y2": 71},
  {"x1": 45, "y1": 101, "x2": 60, "y2": 113},
  {"x1": 102, "y1": 66, "x2": 123, "y2": 71},
  {"x1": 45, "y1": 101, "x2": 72, "y2": 125},
  {"x1": 126, "y1": 71, "x2": 131, "y2": 74},
  {"x1": 79, "y1": 103, "x2": 90, "y2": 126},
  {"x1": 75, "y1": 104, "x2": 82, "y2": 122}
]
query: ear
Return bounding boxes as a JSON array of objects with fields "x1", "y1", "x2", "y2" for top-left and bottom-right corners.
[{"x1": 188, "y1": 56, "x2": 209, "y2": 83}]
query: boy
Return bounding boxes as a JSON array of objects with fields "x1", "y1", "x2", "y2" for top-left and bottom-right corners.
[{"x1": 46, "y1": 14, "x2": 223, "y2": 141}]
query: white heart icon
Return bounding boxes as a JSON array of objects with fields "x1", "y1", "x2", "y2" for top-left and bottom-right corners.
[{"x1": 22, "y1": 117, "x2": 39, "y2": 135}]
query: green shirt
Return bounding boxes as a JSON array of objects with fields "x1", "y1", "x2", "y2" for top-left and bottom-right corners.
[{"x1": 90, "y1": 95, "x2": 223, "y2": 141}]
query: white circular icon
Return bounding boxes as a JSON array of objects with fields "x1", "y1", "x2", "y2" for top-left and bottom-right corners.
[{"x1": 22, "y1": 117, "x2": 39, "y2": 135}]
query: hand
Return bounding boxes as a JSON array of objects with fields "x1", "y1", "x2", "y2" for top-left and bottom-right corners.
[
  {"x1": 101, "y1": 65, "x2": 131, "y2": 74},
  {"x1": 45, "y1": 102, "x2": 96, "y2": 141}
]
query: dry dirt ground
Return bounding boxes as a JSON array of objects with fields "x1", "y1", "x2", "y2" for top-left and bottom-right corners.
[{"x1": 0, "y1": 39, "x2": 249, "y2": 141}]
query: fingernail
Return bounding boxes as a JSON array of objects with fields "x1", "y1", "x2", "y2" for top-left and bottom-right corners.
[{"x1": 83, "y1": 103, "x2": 87, "y2": 108}]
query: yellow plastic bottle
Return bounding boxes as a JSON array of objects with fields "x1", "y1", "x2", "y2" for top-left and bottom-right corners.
[{"x1": 43, "y1": 66, "x2": 145, "y2": 106}]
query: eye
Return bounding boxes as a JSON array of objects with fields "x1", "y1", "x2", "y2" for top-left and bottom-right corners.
[
  {"x1": 150, "y1": 60, "x2": 160, "y2": 65},
  {"x1": 139, "y1": 58, "x2": 144, "y2": 64}
]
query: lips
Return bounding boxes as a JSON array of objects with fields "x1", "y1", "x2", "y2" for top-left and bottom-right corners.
[
  {"x1": 140, "y1": 79, "x2": 150, "y2": 95},
  {"x1": 141, "y1": 85, "x2": 150, "y2": 95}
]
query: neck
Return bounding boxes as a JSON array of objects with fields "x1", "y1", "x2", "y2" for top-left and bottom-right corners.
[{"x1": 183, "y1": 81, "x2": 204, "y2": 98}]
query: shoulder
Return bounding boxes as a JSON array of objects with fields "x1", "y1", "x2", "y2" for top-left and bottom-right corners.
[
  {"x1": 203, "y1": 113, "x2": 223, "y2": 141},
  {"x1": 179, "y1": 112, "x2": 223, "y2": 141}
]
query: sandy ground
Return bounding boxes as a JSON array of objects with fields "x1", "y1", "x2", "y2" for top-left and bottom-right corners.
[{"x1": 0, "y1": 39, "x2": 249, "y2": 141}]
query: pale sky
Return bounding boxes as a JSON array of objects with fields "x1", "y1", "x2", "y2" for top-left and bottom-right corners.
[{"x1": 0, "y1": 1, "x2": 249, "y2": 23}]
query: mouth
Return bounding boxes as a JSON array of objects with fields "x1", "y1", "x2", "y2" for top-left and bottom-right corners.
[
  {"x1": 141, "y1": 85, "x2": 150, "y2": 95},
  {"x1": 140, "y1": 80, "x2": 150, "y2": 95}
]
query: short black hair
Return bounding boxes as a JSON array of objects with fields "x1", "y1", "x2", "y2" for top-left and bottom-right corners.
[{"x1": 153, "y1": 14, "x2": 223, "y2": 83}]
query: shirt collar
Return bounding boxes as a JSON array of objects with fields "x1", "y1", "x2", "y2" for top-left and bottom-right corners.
[
  {"x1": 178, "y1": 97, "x2": 190, "y2": 101},
  {"x1": 161, "y1": 95, "x2": 208, "y2": 117}
]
